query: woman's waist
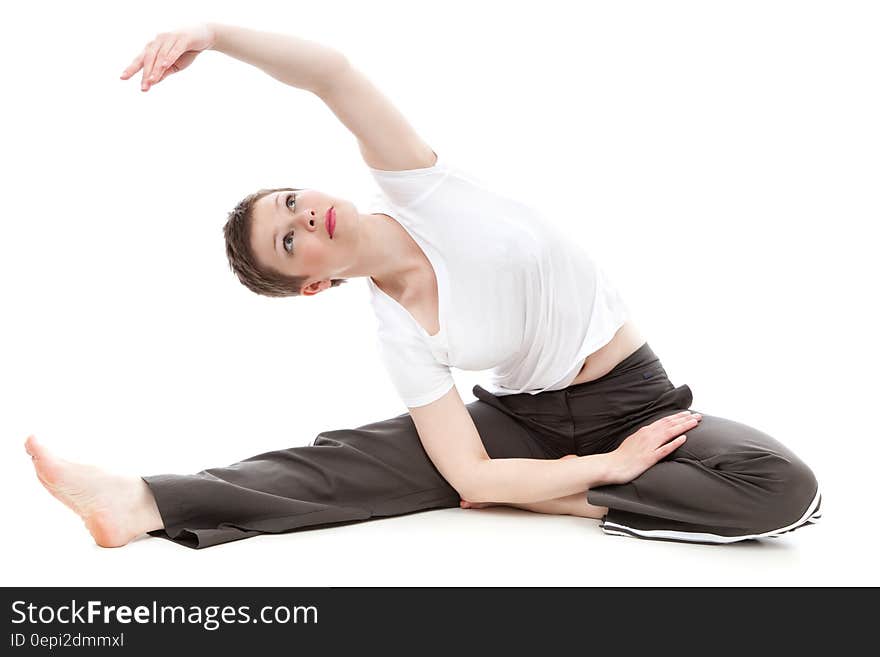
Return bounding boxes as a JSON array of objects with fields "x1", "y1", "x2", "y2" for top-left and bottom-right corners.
[
  {"x1": 565, "y1": 321, "x2": 647, "y2": 387},
  {"x1": 474, "y1": 320, "x2": 646, "y2": 396}
]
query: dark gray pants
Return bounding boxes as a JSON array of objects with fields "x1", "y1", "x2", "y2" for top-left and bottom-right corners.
[{"x1": 143, "y1": 343, "x2": 821, "y2": 548}]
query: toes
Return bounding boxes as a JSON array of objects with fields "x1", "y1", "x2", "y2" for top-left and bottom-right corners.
[
  {"x1": 25, "y1": 434, "x2": 50, "y2": 461},
  {"x1": 26, "y1": 438, "x2": 63, "y2": 485},
  {"x1": 25, "y1": 434, "x2": 39, "y2": 458}
]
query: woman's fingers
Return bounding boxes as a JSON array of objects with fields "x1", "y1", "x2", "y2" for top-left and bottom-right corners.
[
  {"x1": 158, "y1": 38, "x2": 180, "y2": 66},
  {"x1": 152, "y1": 66, "x2": 173, "y2": 86},
  {"x1": 124, "y1": 26, "x2": 213, "y2": 90},
  {"x1": 150, "y1": 38, "x2": 180, "y2": 84},
  {"x1": 141, "y1": 40, "x2": 163, "y2": 90},
  {"x1": 670, "y1": 413, "x2": 701, "y2": 427},
  {"x1": 120, "y1": 53, "x2": 144, "y2": 80},
  {"x1": 663, "y1": 411, "x2": 701, "y2": 425},
  {"x1": 666, "y1": 415, "x2": 700, "y2": 432},
  {"x1": 654, "y1": 411, "x2": 691, "y2": 426},
  {"x1": 659, "y1": 434, "x2": 688, "y2": 455},
  {"x1": 649, "y1": 412, "x2": 701, "y2": 448},
  {"x1": 649, "y1": 412, "x2": 695, "y2": 432}
]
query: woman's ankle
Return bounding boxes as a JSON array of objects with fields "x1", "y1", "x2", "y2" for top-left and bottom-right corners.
[{"x1": 133, "y1": 478, "x2": 164, "y2": 534}]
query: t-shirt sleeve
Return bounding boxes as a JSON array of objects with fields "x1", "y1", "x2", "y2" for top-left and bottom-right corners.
[
  {"x1": 374, "y1": 324, "x2": 455, "y2": 409},
  {"x1": 366, "y1": 151, "x2": 452, "y2": 209}
]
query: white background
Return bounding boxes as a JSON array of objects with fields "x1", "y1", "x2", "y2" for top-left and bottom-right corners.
[{"x1": 2, "y1": 0, "x2": 877, "y2": 586}]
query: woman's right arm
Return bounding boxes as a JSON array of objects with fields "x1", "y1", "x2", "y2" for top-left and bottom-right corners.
[{"x1": 128, "y1": 22, "x2": 348, "y2": 96}]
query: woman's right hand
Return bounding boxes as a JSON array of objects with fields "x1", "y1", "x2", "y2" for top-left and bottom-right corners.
[
  {"x1": 120, "y1": 23, "x2": 217, "y2": 91},
  {"x1": 604, "y1": 410, "x2": 702, "y2": 486}
]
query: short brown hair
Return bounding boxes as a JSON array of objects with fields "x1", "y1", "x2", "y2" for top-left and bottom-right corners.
[{"x1": 222, "y1": 187, "x2": 349, "y2": 298}]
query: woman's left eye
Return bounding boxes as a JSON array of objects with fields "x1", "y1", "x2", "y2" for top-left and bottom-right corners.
[{"x1": 286, "y1": 193, "x2": 296, "y2": 209}]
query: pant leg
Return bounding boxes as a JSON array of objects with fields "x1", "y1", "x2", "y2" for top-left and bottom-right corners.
[
  {"x1": 143, "y1": 399, "x2": 554, "y2": 549},
  {"x1": 582, "y1": 377, "x2": 823, "y2": 545}
]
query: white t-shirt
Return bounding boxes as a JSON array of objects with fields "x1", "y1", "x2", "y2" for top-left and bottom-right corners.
[{"x1": 365, "y1": 152, "x2": 630, "y2": 408}]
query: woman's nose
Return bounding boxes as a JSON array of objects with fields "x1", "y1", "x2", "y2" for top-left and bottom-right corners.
[{"x1": 301, "y1": 209, "x2": 319, "y2": 231}]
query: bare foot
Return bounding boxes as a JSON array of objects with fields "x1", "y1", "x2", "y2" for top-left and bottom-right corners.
[
  {"x1": 460, "y1": 454, "x2": 580, "y2": 510},
  {"x1": 24, "y1": 435, "x2": 162, "y2": 547}
]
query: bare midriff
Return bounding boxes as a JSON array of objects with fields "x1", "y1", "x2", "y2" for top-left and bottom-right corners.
[{"x1": 565, "y1": 320, "x2": 647, "y2": 387}]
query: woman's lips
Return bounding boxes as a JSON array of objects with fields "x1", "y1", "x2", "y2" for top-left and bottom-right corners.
[{"x1": 325, "y1": 207, "x2": 336, "y2": 238}]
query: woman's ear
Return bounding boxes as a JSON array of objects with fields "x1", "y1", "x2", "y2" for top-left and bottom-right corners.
[{"x1": 300, "y1": 279, "x2": 333, "y2": 296}]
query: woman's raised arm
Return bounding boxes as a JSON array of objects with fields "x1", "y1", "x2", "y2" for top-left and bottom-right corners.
[
  {"x1": 207, "y1": 22, "x2": 348, "y2": 95},
  {"x1": 121, "y1": 22, "x2": 347, "y2": 95},
  {"x1": 122, "y1": 23, "x2": 436, "y2": 172}
]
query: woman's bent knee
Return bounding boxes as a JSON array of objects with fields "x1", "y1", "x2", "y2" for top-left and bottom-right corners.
[{"x1": 761, "y1": 456, "x2": 820, "y2": 533}]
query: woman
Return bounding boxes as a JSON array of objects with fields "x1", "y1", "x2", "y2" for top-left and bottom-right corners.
[{"x1": 24, "y1": 22, "x2": 821, "y2": 549}]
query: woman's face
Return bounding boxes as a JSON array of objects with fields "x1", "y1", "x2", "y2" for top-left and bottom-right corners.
[{"x1": 250, "y1": 188, "x2": 357, "y2": 295}]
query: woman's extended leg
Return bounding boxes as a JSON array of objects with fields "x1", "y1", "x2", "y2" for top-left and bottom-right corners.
[{"x1": 26, "y1": 399, "x2": 556, "y2": 549}]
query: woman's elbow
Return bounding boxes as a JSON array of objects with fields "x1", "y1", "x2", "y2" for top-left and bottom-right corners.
[
  {"x1": 453, "y1": 462, "x2": 492, "y2": 503},
  {"x1": 457, "y1": 483, "x2": 489, "y2": 503}
]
